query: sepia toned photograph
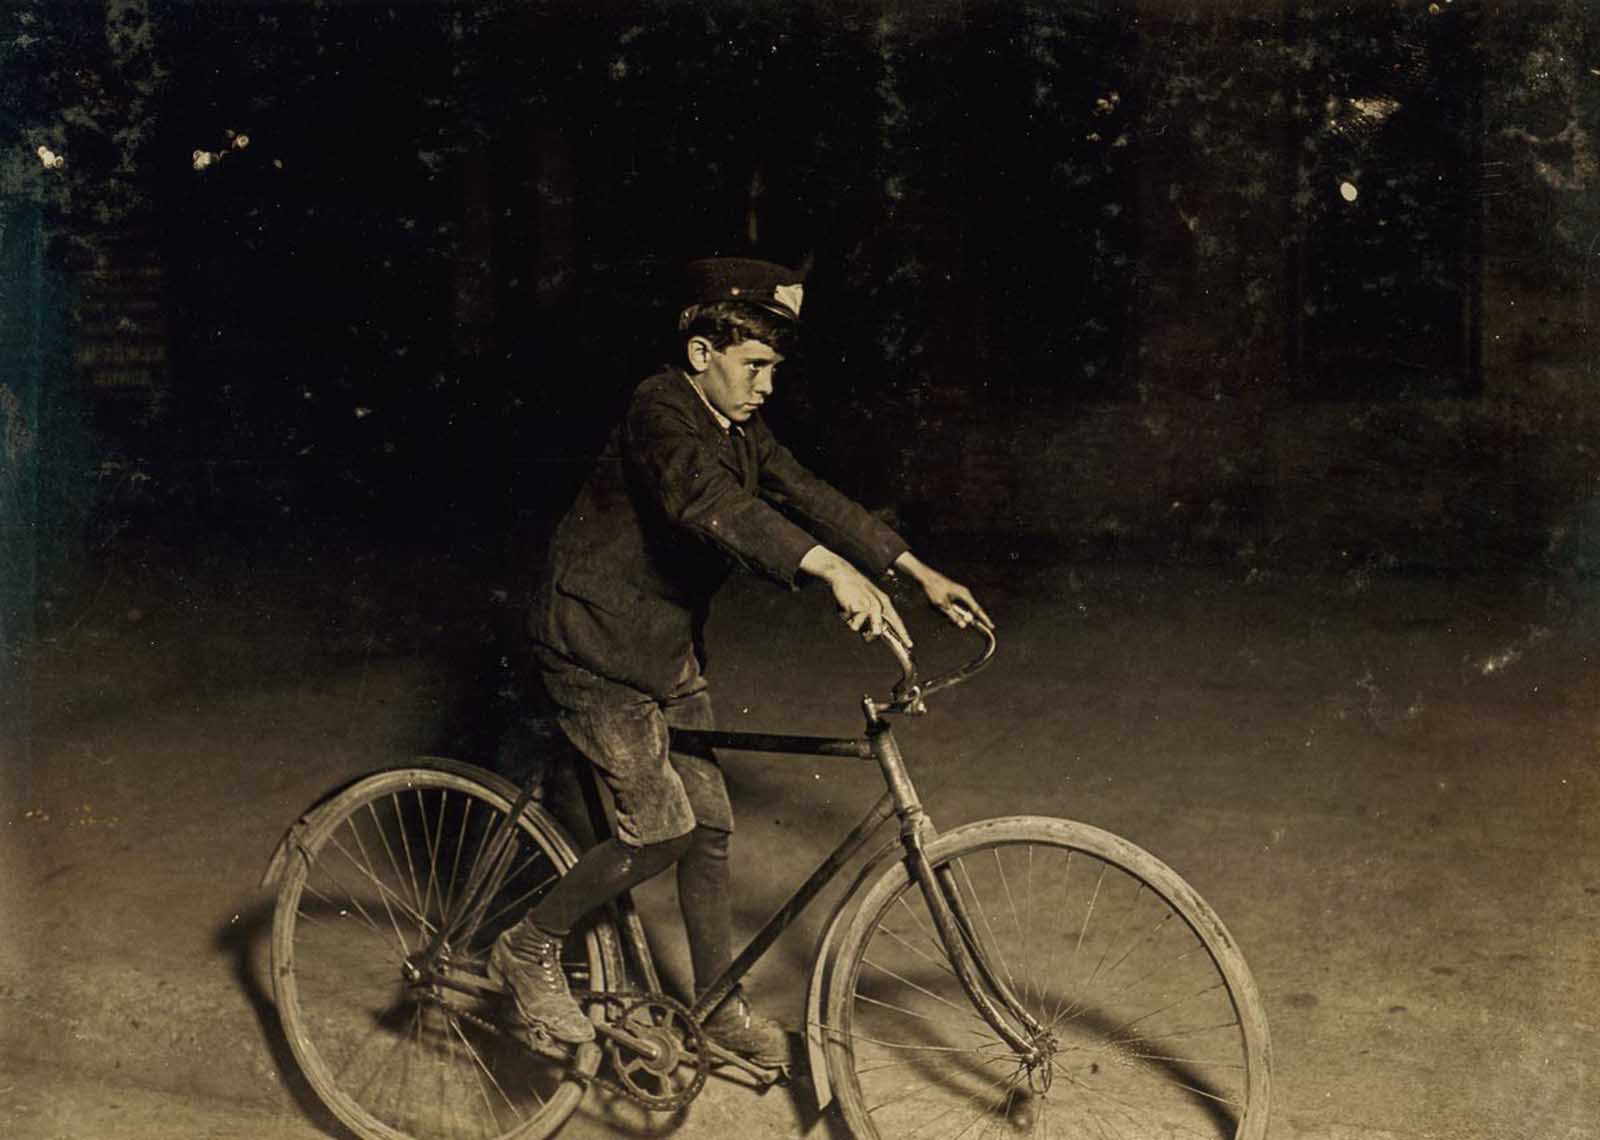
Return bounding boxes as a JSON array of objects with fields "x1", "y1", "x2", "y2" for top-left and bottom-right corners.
[{"x1": 2, "y1": 2, "x2": 1595, "y2": 1138}]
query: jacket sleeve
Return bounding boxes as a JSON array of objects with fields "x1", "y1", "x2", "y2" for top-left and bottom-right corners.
[
  {"x1": 623, "y1": 390, "x2": 820, "y2": 586},
  {"x1": 751, "y1": 426, "x2": 909, "y2": 578}
]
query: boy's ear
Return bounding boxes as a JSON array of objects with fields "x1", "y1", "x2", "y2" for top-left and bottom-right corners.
[{"x1": 685, "y1": 335, "x2": 713, "y2": 374}]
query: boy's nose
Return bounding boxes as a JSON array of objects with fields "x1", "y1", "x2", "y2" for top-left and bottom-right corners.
[{"x1": 755, "y1": 370, "x2": 775, "y2": 395}]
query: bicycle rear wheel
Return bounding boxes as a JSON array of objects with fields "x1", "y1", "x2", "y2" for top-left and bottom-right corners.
[
  {"x1": 270, "y1": 762, "x2": 623, "y2": 1140},
  {"x1": 823, "y1": 816, "x2": 1270, "y2": 1140}
]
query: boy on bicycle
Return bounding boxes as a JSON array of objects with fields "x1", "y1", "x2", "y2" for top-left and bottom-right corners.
[{"x1": 493, "y1": 256, "x2": 992, "y2": 1065}]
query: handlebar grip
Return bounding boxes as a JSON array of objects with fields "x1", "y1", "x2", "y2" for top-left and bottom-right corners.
[{"x1": 880, "y1": 627, "x2": 919, "y2": 699}]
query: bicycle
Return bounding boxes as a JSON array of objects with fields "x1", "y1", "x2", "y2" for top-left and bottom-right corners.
[{"x1": 261, "y1": 624, "x2": 1271, "y2": 1140}]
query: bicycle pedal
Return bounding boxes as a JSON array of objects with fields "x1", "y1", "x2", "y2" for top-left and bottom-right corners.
[{"x1": 508, "y1": 1022, "x2": 573, "y2": 1060}]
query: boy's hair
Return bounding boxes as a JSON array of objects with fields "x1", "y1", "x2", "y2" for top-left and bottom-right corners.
[{"x1": 678, "y1": 300, "x2": 798, "y2": 356}]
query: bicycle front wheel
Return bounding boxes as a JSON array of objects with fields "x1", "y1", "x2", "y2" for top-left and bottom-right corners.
[
  {"x1": 270, "y1": 762, "x2": 623, "y2": 1140},
  {"x1": 822, "y1": 816, "x2": 1270, "y2": 1140}
]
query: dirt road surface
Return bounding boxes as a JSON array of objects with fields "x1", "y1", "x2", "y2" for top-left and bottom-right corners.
[{"x1": 4, "y1": 542, "x2": 1596, "y2": 1139}]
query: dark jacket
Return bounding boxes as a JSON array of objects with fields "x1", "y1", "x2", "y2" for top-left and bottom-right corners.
[{"x1": 531, "y1": 368, "x2": 908, "y2": 696}]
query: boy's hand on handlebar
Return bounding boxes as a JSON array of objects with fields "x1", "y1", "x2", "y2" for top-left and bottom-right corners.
[
  {"x1": 837, "y1": 574, "x2": 912, "y2": 646},
  {"x1": 891, "y1": 552, "x2": 995, "y2": 632},
  {"x1": 801, "y1": 546, "x2": 914, "y2": 646}
]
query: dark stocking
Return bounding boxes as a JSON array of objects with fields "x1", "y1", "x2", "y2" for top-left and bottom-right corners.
[{"x1": 676, "y1": 824, "x2": 733, "y2": 996}]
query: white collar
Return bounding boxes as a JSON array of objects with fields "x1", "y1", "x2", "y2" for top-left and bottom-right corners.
[{"x1": 683, "y1": 371, "x2": 735, "y2": 433}]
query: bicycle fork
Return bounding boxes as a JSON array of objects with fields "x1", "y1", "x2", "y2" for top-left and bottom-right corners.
[{"x1": 870, "y1": 720, "x2": 1049, "y2": 1064}]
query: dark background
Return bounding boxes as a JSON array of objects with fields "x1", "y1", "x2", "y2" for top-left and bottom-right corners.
[
  {"x1": 4, "y1": 8, "x2": 1599, "y2": 1136},
  {"x1": 3, "y1": 0, "x2": 1598, "y2": 703}
]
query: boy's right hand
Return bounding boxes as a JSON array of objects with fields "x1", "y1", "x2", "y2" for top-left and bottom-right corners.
[{"x1": 800, "y1": 546, "x2": 912, "y2": 647}]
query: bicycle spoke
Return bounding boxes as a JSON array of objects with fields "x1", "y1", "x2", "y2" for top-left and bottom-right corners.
[
  {"x1": 1023, "y1": 844, "x2": 1036, "y2": 1011},
  {"x1": 954, "y1": 856, "x2": 1022, "y2": 1000},
  {"x1": 885, "y1": 1084, "x2": 986, "y2": 1140},
  {"x1": 449, "y1": 833, "x2": 521, "y2": 946},
  {"x1": 297, "y1": 878, "x2": 407, "y2": 968},
  {"x1": 834, "y1": 1026, "x2": 998, "y2": 1054},
  {"x1": 862, "y1": 954, "x2": 994, "y2": 1028},
  {"x1": 360, "y1": 798, "x2": 422, "y2": 946},
  {"x1": 1057, "y1": 878, "x2": 1148, "y2": 1026},
  {"x1": 445, "y1": 1009, "x2": 523, "y2": 1133},
  {"x1": 328, "y1": 825, "x2": 437, "y2": 946},
  {"x1": 473, "y1": 863, "x2": 561, "y2": 938},
  {"x1": 992, "y1": 846, "x2": 1034, "y2": 1013},
  {"x1": 338, "y1": 999, "x2": 419, "y2": 1111},
  {"x1": 864, "y1": 1053, "x2": 1016, "y2": 1119},
  {"x1": 891, "y1": 894, "x2": 962, "y2": 979},
  {"x1": 1099, "y1": 979, "x2": 1229, "y2": 1040},
  {"x1": 442, "y1": 793, "x2": 475, "y2": 927},
  {"x1": 1052, "y1": 1054, "x2": 1234, "y2": 1139},
  {"x1": 986, "y1": 1066, "x2": 1030, "y2": 1140},
  {"x1": 943, "y1": 1065, "x2": 1026, "y2": 1140},
  {"x1": 394, "y1": 793, "x2": 429, "y2": 927},
  {"x1": 879, "y1": 916, "x2": 962, "y2": 981},
  {"x1": 415, "y1": 788, "x2": 447, "y2": 930},
  {"x1": 1104, "y1": 1017, "x2": 1245, "y2": 1047},
  {"x1": 1045, "y1": 848, "x2": 1078, "y2": 1030},
  {"x1": 853, "y1": 1047, "x2": 1013, "y2": 1078},
  {"x1": 1099, "y1": 934, "x2": 1208, "y2": 1004},
  {"x1": 1114, "y1": 1048, "x2": 1247, "y2": 1072},
  {"x1": 854, "y1": 989, "x2": 994, "y2": 1040},
  {"x1": 1051, "y1": 905, "x2": 1181, "y2": 1030}
]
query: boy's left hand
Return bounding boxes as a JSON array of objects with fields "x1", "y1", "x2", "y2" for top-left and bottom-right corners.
[
  {"x1": 893, "y1": 553, "x2": 994, "y2": 632},
  {"x1": 919, "y1": 570, "x2": 994, "y2": 632}
]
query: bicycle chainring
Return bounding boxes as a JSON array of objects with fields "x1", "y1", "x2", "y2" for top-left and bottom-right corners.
[{"x1": 592, "y1": 991, "x2": 709, "y2": 1111}]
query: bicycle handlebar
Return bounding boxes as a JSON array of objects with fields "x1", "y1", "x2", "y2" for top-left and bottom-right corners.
[{"x1": 868, "y1": 622, "x2": 996, "y2": 719}]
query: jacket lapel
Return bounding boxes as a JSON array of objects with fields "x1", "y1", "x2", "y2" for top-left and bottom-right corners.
[{"x1": 676, "y1": 372, "x2": 757, "y2": 491}]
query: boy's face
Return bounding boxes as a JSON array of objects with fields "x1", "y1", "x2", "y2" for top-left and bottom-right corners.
[{"x1": 687, "y1": 337, "x2": 784, "y2": 424}]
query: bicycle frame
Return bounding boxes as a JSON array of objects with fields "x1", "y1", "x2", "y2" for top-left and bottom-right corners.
[{"x1": 417, "y1": 626, "x2": 1039, "y2": 1084}]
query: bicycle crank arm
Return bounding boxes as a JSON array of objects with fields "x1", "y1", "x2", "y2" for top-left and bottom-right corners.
[{"x1": 592, "y1": 1019, "x2": 670, "y2": 1062}]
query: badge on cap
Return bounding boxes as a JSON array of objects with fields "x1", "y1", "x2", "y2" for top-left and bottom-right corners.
[{"x1": 773, "y1": 283, "x2": 804, "y2": 318}]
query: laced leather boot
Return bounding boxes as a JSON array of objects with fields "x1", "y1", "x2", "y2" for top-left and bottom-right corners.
[
  {"x1": 702, "y1": 987, "x2": 789, "y2": 1068},
  {"x1": 487, "y1": 920, "x2": 595, "y2": 1044}
]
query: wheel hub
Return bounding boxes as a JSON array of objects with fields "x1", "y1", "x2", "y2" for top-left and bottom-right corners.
[{"x1": 1025, "y1": 1033, "x2": 1057, "y2": 1094}]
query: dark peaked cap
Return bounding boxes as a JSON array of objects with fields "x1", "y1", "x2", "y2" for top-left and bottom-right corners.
[{"x1": 681, "y1": 257, "x2": 805, "y2": 322}]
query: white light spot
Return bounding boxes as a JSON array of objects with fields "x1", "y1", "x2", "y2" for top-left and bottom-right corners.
[
  {"x1": 1339, "y1": 181, "x2": 1359, "y2": 202},
  {"x1": 354, "y1": 406, "x2": 372, "y2": 419},
  {"x1": 35, "y1": 145, "x2": 64, "y2": 169}
]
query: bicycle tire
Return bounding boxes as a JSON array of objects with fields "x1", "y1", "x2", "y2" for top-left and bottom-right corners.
[
  {"x1": 821, "y1": 815, "x2": 1270, "y2": 1140},
  {"x1": 270, "y1": 763, "x2": 624, "y2": 1140}
]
